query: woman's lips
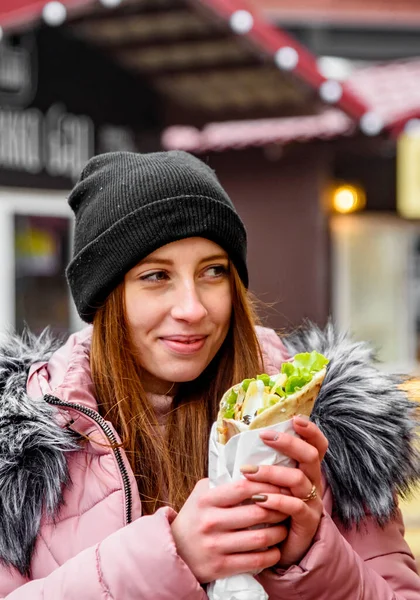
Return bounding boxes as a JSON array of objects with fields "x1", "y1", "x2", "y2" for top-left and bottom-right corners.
[{"x1": 160, "y1": 336, "x2": 207, "y2": 355}]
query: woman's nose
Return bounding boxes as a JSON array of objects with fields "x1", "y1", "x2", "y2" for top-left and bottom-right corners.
[{"x1": 170, "y1": 282, "x2": 208, "y2": 323}]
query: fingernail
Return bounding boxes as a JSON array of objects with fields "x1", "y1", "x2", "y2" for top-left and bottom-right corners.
[
  {"x1": 251, "y1": 494, "x2": 268, "y2": 503},
  {"x1": 240, "y1": 464, "x2": 259, "y2": 474},
  {"x1": 294, "y1": 414, "x2": 310, "y2": 427},
  {"x1": 260, "y1": 430, "x2": 279, "y2": 441}
]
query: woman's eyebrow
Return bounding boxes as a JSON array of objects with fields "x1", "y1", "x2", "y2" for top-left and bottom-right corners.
[
  {"x1": 139, "y1": 257, "x2": 173, "y2": 266},
  {"x1": 140, "y1": 253, "x2": 228, "y2": 266},
  {"x1": 199, "y1": 253, "x2": 229, "y2": 263}
]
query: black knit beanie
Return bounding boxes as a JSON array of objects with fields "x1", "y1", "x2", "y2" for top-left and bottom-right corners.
[{"x1": 66, "y1": 150, "x2": 248, "y2": 322}]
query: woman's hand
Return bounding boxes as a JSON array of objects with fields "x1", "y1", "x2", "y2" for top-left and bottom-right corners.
[
  {"x1": 171, "y1": 478, "x2": 289, "y2": 583},
  {"x1": 241, "y1": 415, "x2": 328, "y2": 568}
]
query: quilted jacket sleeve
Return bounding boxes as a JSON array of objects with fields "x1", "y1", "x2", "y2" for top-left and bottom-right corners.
[
  {"x1": 0, "y1": 508, "x2": 207, "y2": 600},
  {"x1": 257, "y1": 507, "x2": 420, "y2": 600}
]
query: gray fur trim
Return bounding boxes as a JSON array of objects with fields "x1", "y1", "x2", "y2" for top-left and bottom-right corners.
[
  {"x1": 283, "y1": 320, "x2": 420, "y2": 528},
  {"x1": 0, "y1": 330, "x2": 77, "y2": 576}
]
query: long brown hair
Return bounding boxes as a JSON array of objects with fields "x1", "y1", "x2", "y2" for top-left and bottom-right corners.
[{"x1": 90, "y1": 264, "x2": 263, "y2": 514}]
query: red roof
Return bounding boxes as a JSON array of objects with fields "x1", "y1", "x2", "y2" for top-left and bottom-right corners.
[
  {"x1": 0, "y1": 0, "x2": 91, "y2": 29},
  {"x1": 197, "y1": 0, "x2": 367, "y2": 119}
]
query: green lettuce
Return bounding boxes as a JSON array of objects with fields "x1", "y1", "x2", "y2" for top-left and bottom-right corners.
[
  {"x1": 281, "y1": 351, "x2": 329, "y2": 395},
  {"x1": 223, "y1": 388, "x2": 238, "y2": 419},
  {"x1": 256, "y1": 374, "x2": 272, "y2": 386}
]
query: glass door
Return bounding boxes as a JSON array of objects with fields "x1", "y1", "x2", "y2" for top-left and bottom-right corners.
[{"x1": 331, "y1": 213, "x2": 418, "y2": 374}]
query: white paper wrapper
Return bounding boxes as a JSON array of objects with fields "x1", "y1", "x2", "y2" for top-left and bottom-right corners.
[{"x1": 207, "y1": 419, "x2": 297, "y2": 600}]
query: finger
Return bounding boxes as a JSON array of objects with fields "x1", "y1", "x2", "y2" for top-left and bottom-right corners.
[
  {"x1": 259, "y1": 431, "x2": 322, "y2": 487},
  {"x1": 253, "y1": 493, "x2": 322, "y2": 523},
  {"x1": 203, "y1": 479, "x2": 282, "y2": 508},
  {"x1": 293, "y1": 416, "x2": 329, "y2": 460},
  {"x1": 209, "y1": 547, "x2": 281, "y2": 581},
  {"x1": 241, "y1": 465, "x2": 314, "y2": 501},
  {"x1": 214, "y1": 503, "x2": 289, "y2": 530},
  {"x1": 220, "y1": 524, "x2": 288, "y2": 554}
]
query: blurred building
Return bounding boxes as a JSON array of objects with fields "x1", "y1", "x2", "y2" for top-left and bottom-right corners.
[
  {"x1": 0, "y1": 1, "x2": 419, "y2": 367},
  {"x1": 0, "y1": 2, "x2": 419, "y2": 360},
  {"x1": 0, "y1": 0, "x2": 370, "y2": 340},
  {"x1": 240, "y1": 0, "x2": 420, "y2": 376}
]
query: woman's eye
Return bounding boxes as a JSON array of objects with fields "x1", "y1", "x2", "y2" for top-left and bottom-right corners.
[
  {"x1": 205, "y1": 265, "x2": 228, "y2": 278},
  {"x1": 140, "y1": 271, "x2": 168, "y2": 283}
]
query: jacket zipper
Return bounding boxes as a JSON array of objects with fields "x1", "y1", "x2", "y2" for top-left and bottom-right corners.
[{"x1": 44, "y1": 393, "x2": 133, "y2": 525}]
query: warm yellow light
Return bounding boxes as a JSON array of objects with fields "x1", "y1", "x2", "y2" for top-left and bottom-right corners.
[{"x1": 331, "y1": 184, "x2": 366, "y2": 214}]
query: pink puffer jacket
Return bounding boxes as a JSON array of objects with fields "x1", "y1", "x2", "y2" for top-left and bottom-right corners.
[{"x1": 0, "y1": 326, "x2": 419, "y2": 599}]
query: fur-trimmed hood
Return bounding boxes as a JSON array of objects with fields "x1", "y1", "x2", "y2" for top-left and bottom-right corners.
[
  {"x1": 282, "y1": 321, "x2": 420, "y2": 527},
  {"x1": 0, "y1": 330, "x2": 78, "y2": 576},
  {"x1": 0, "y1": 322, "x2": 419, "y2": 577}
]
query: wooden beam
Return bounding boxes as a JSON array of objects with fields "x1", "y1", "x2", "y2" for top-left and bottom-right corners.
[
  {"x1": 113, "y1": 38, "x2": 255, "y2": 72},
  {"x1": 71, "y1": 24, "x2": 229, "y2": 50}
]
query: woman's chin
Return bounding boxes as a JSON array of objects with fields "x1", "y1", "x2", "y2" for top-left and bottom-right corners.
[
  {"x1": 169, "y1": 369, "x2": 206, "y2": 384},
  {"x1": 162, "y1": 361, "x2": 210, "y2": 385}
]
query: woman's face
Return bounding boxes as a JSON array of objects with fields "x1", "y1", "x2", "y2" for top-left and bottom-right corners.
[{"x1": 124, "y1": 237, "x2": 232, "y2": 394}]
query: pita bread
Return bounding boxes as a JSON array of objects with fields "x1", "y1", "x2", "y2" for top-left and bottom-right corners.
[{"x1": 217, "y1": 367, "x2": 326, "y2": 444}]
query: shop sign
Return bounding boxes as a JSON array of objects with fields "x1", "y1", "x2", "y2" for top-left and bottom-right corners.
[{"x1": 0, "y1": 103, "x2": 94, "y2": 181}]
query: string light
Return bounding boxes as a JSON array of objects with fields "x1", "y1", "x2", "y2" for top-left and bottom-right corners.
[
  {"x1": 230, "y1": 10, "x2": 254, "y2": 34},
  {"x1": 274, "y1": 47, "x2": 299, "y2": 71},
  {"x1": 42, "y1": 1, "x2": 67, "y2": 26},
  {"x1": 360, "y1": 112, "x2": 383, "y2": 136},
  {"x1": 404, "y1": 119, "x2": 420, "y2": 136},
  {"x1": 319, "y1": 80, "x2": 343, "y2": 104},
  {"x1": 99, "y1": 0, "x2": 122, "y2": 7}
]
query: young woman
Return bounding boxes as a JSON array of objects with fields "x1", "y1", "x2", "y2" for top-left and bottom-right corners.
[{"x1": 0, "y1": 150, "x2": 419, "y2": 599}]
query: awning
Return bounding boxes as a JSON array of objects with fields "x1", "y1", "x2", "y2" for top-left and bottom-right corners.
[
  {"x1": 346, "y1": 59, "x2": 420, "y2": 137},
  {"x1": 162, "y1": 57, "x2": 420, "y2": 152},
  {"x1": 0, "y1": 0, "x2": 370, "y2": 126},
  {"x1": 5, "y1": 0, "x2": 414, "y2": 148},
  {"x1": 162, "y1": 108, "x2": 354, "y2": 152}
]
